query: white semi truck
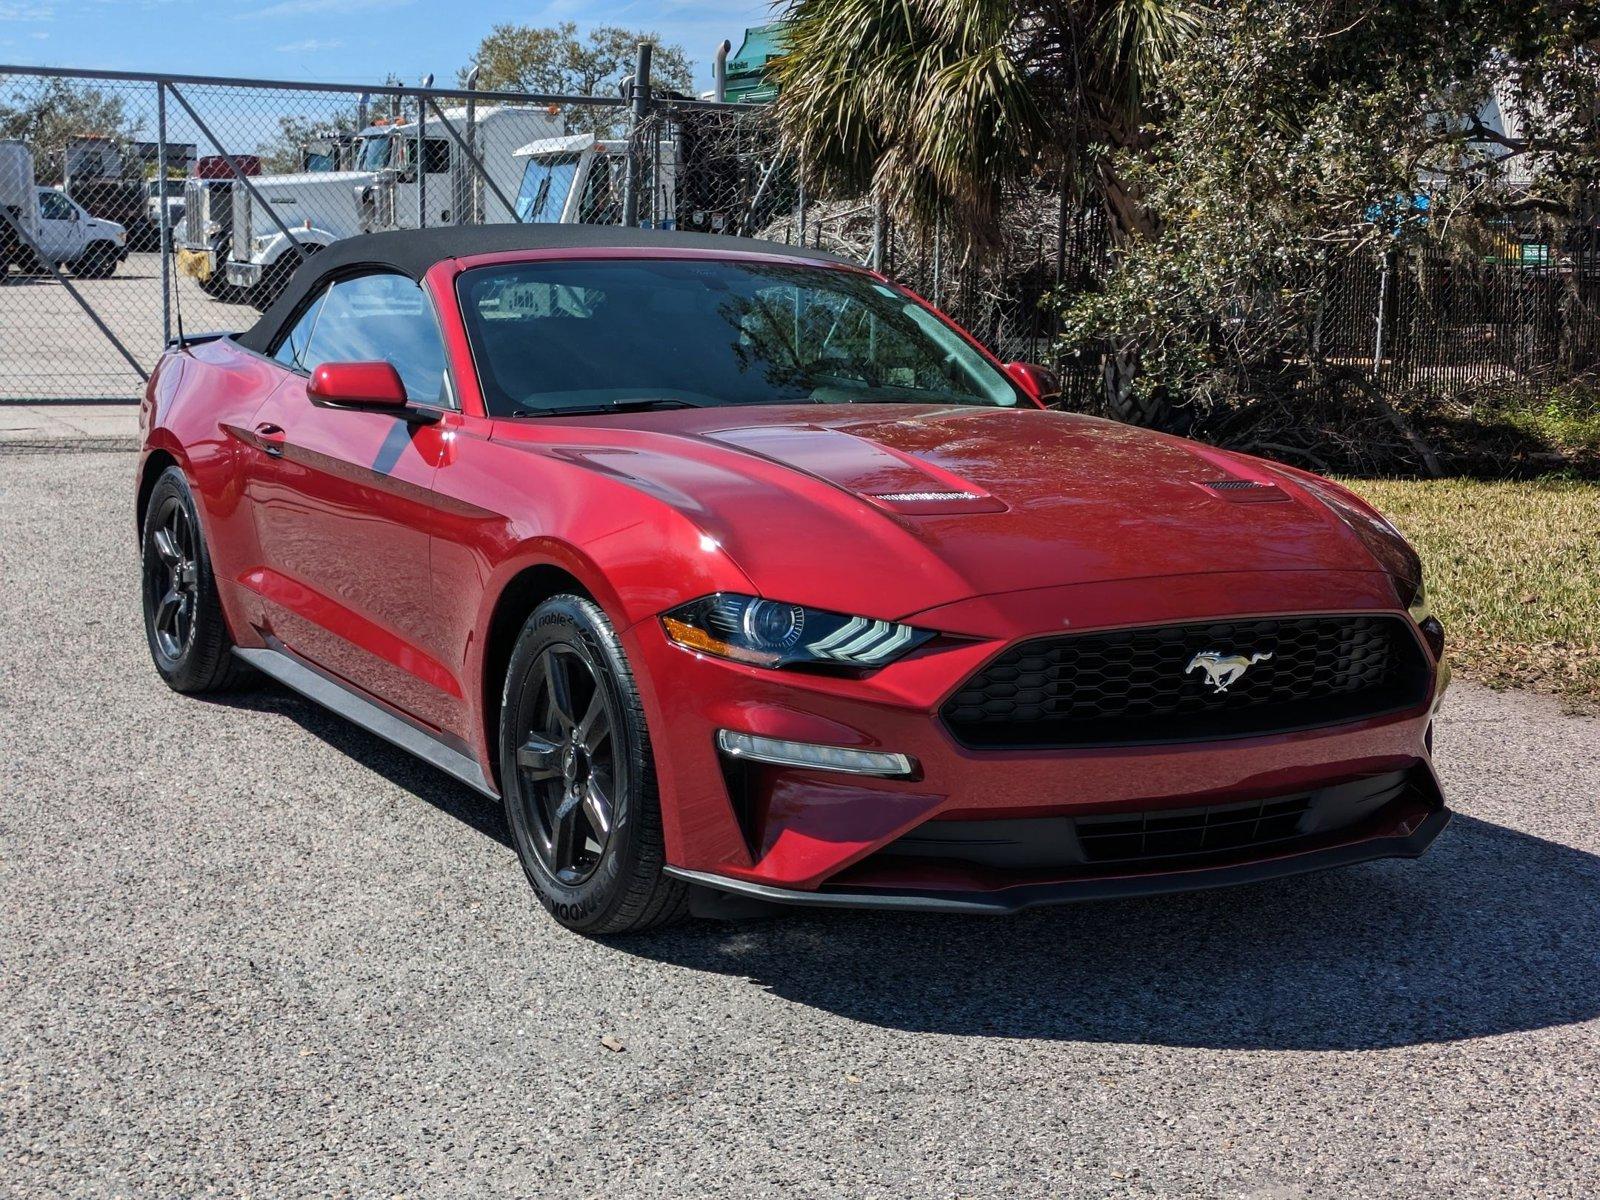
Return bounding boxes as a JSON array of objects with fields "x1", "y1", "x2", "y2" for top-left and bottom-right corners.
[{"x1": 177, "y1": 104, "x2": 564, "y2": 308}]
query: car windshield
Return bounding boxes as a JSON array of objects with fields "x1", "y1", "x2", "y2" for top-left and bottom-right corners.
[{"x1": 458, "y1": 258, "x2": 1024, "y2": 416}]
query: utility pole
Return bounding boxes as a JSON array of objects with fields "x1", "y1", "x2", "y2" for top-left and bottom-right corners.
[{"x1": 622, "y1": 42, "x2": 653, "y2": 228}]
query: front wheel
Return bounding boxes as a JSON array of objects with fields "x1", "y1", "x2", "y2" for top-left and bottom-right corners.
[
  {"x1": 140, "y1": 466, "x2": 252, "y2": 693},
  {"x1": 73, "y1": 242, "x2": 119, "y2": 278},
  {"x1": 499, "y1": 595, "x2": 687, "y2": 934}
]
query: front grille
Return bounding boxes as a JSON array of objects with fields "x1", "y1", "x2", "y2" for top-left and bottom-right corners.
[
  {"x1": 182, "y1": 179, "x2": 203, "y2": 246},
  {"x1": 230, "y1": 185, "x2": 252, "y2": 262},
  {"x1": 941, "y1": 615, "x2": 1431, "y2": 748},
  {"x1": 1074, "y1": 794, "x2": 1312, "y2": 864}
]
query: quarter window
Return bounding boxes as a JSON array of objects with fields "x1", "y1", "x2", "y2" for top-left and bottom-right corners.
[{"x1": 273, "y1": 292, "x2": 325, "y2": 372}]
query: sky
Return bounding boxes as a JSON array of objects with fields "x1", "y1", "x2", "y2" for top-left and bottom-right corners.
[{"x1": 0, "y1": 0, "x2": 776, "y2": 94}]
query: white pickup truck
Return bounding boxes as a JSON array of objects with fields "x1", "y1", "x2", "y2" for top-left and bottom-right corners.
[
  {"x1": 177, "y1": 105, "x2": 563, "y2": 308},
  {"x1": 0, "y1": 141, "x2": 128, "y2": 277}
]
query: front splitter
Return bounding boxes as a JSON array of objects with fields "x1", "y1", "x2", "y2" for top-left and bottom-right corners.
[{"x1": 666, "y1": 807, "x2": 1452, "y2": 915}]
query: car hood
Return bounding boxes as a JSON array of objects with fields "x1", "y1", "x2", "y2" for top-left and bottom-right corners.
[{"x1": 493, "y1": 404, "x2": 1398, "y2": 621}]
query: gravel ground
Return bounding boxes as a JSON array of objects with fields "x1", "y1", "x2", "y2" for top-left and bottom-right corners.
[
  {"x1": 2, "y1": 450, "x2": 1598, "y2": 1199},
  {"x1": 1, "y1": 253, "x2": 256, "y2": 402}
]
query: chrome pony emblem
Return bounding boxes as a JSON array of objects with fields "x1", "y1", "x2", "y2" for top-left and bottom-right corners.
[{"x1": 1185, "y1": 649, "x2": 1273, "y2": 693}]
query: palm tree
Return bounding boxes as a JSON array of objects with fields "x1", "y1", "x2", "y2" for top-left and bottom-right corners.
[{"x1": 773, "y1": 0, "x2": 1204, "y2": 246}]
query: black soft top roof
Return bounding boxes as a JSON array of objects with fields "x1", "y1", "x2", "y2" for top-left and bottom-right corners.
[{"x1": 235, "y1": 225, "x2": 852, "y2": 354}]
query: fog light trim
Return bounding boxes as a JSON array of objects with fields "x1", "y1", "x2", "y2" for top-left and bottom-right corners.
[{"x1": 716, "y1": 730, "x2": 915, "y2": 778}]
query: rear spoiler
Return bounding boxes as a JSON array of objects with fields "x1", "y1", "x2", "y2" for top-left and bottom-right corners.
[{"x1": 165, "y1": 330, "x2": 238, "y2": 350}]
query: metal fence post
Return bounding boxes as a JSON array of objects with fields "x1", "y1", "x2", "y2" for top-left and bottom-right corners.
[
  {"x1": 156, "y1": 80, "x2": 171, "y2": 348},
  {"x1": 623, "y1": 42, "x2": 653, "y2": 228},
  {"x1": 1372, "y1": 248, "x2": 1391, "y2": 383},
  {"x1": 417, "y1": 83, "x2": 428, "y2": 229},
  {"x1": 463, "y1": 66, "x2": 480, "y2": 225},
  {"x1": 794, "y1": 155, "x2": 806, "y2": 247}
]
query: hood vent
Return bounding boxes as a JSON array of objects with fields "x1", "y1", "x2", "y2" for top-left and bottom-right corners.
[
  {"x1": 1198, "y1": 478, "x2": 1290, "y2": 504},
  {"x1": 871, "y1": 490, "x2": 984, "y2": 503},
  {"x1": 865, "y1": 489, "x2": 1008, "y2": 515}
]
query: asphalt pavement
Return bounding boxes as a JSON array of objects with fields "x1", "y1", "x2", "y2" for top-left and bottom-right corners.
[{"x1": 2, "y1": 449, "x2": 1598, "y2": 1199}]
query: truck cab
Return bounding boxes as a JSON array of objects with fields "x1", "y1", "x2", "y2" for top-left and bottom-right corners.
[
  {"x1": 512, "y1": 134, "x2": 640, "y2": 226},
  {"x1": 35, "y1": 186, "x2": 128, "y2": 274}
]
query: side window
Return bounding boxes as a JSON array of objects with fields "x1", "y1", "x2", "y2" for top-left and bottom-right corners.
[
  {"x1": 298, "y1": 273, "x2": 450, "y2": 406},
  {"x1": 273, "y1": 291, "x2": 326, "y2": 371},
  {"x1": 38, "y1": 190, "x2": 74, "y2": 221},
  {"x1": 421, "y1": 137, "x2": 450, "y2": 175}
]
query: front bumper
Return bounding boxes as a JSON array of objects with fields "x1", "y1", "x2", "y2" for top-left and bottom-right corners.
[
  {"x1": 625, "y1": 569, "x2": 1449, "y2": 907},
  {"x1": 225, "y1": 259, "x2": 263, "y2": 288}
]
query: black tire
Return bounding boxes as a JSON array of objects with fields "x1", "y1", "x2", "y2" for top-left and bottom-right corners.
[
  {"x1": 140, "y1": 466, "x2": 252, "y2": 694},
  {"x1": 73, "y1": 242, "x2": 119, "y2": 278},
  {"x1": 499, "y1": 595, "x2": 688, "y2": 935},
  {"x1": 250, "y1": 244, "x2": 319, "y2": 312},
  {"x1": 196, "y1": 271, "x2": 240, "y2": 303}
]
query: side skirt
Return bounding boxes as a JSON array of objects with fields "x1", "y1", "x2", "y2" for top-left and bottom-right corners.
[{"x1": 234, "y1": 646, "x2": 499, "y2": 800}]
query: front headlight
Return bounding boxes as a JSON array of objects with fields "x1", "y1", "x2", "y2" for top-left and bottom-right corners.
[{"x1": 662, "y1": 593, "x2": 934, "y2": 670}]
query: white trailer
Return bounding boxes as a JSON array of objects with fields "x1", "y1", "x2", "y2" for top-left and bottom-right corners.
[
  {"x1": 204, "y1": 104, "x2": 563, "y2": 307},
  {"x1": 0, "y1": 141, "x2": 41, "y2": 270}
]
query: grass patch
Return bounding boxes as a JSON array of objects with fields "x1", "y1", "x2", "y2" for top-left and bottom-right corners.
[{"x1": 1340, "y1": 477, "x2": 1600, "y2": 709}]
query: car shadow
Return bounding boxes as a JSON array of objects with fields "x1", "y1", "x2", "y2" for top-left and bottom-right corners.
[
  {"x1": 221, "y1": 681, "x2": 1600, "y2": 1052},
  {"x1": 628, "y1": 816, "x2": 1600, "y2": 1051}
]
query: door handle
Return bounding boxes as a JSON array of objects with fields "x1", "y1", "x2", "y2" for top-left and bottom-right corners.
[{"x1": 254, "y1": 422, "x2": 286, "y2": 457}]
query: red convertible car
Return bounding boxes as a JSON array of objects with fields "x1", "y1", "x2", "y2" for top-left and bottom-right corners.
[{"x1": 137, "y1": 225, "x2": 1451, "y2": 933}]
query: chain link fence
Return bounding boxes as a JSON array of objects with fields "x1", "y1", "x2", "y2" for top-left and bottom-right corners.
[
  {"x1": 3, "y1": 62, "x2": 1596, "y2": 415},
  {"x1": 0, "y1": 66, "x2": 766, "y2": 402}
]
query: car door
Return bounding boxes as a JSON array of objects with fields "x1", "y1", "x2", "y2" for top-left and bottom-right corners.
[
  {"x1": 243, "y1": 270, "x2": 461, "y2": 729},
  {"x1": 35, "y1": 189, "x2": 83, "y2": 262}
]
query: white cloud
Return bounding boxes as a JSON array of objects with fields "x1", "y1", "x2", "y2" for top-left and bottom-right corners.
[
  {"x1": 276, "y1": 37, "x2": 344, "y2": 53},
  {"x1": 0, "y1": 2, "x2": 54, "y2": 18},
  {"x1": 240, "y1": 0, "x2": 405, "y2": 19}
]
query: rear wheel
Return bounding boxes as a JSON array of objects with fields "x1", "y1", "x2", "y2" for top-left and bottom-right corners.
[
  {"x1": 499, "y1": 595, "x2": 687, "y2": 934},
  {"x1": 140, "y1": 466, "x2": 251, "y2": 693}
]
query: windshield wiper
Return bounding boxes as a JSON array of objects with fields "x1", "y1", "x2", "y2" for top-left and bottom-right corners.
[{"x1": 508, "y1": 397, "x2": 709, "y2": 418}]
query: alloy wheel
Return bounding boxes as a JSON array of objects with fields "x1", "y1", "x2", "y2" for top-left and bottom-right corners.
[
  {"x1": 146, "y1": 496, "x2": 199, "y2": 662},
  {"x1": 515, "y1": 644, "x2": 618, "y2": 885}
]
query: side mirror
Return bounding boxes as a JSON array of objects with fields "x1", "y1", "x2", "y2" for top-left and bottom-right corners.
[
  {"x1": 307, "y1": 361, "x2": 409, "y2": 411},
  {"x1": 1004, "y1": 361, "x2": 1062, "y2": 406}
]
